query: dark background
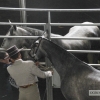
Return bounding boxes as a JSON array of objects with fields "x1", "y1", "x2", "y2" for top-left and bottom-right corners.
[{"x1": 0, "y1": 0, "x2": 100, "y2": 100}]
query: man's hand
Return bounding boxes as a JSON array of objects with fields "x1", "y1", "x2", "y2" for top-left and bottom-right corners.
[
  {"x1": 50, "y1": 69, "x2": 54, "y2": 75},
  {"x1": 35, "y1": 61, "x2": 40, "y2": 66}
]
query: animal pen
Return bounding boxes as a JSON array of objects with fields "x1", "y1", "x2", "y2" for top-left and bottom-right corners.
[{"x1": 0, "y1": 0, "x2": 100, "y2": 100}]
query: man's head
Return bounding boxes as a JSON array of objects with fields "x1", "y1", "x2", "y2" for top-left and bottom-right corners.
[
  {"x1": 0, "y1": 51, "x2": 9, "y2": 64},
  {"x1": 6, "y1": 45, "x2": 23, "y2": 62}
]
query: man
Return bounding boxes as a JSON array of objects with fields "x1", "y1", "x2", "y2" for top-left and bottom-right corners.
[
  {"x1": 6, "y1": 45, "x2": 53, "y2": 100},
  {"x1": 0, "y1": 51, "x2": 12, "y2": 100},
  {"x1": 0, "y1": 51, "x2": 18, "y2": 100}
]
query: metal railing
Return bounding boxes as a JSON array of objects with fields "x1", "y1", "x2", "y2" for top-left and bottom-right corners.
[
  {"x1": 0, "y1": 8, "x2": 100, "y2": 67},
  {"x1": 1, "y1": 22, "x2": 100, "y2": 26},
  {"x1": 0, "y1": 7, "x2": 100, "y2": 12},
  {"x1": 0, "y1": 6, "x2": 100, "y2": 100}
]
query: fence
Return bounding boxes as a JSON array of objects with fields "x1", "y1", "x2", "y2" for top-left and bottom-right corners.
[{"x1": 0, "y1": 6, "x2": 100, "y2": 100}]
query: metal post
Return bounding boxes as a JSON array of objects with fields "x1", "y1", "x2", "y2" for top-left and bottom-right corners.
[
  {"x1": 45, "y1": 58, "x2": 53, "y2": 100},
  {"x1": 44, "y1": 11, "x2": 53, "y2": 100},
  {"x1": 19, "y1": 0, "x2": 27, "y2": 25},
  {"x1": 47, "y1": 11, "x2": 51, "y2": 39}
]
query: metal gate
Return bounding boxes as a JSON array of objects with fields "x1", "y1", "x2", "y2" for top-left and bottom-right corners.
[{"x1": 0, "y1": 1, "x2": 100, "y2": 100}]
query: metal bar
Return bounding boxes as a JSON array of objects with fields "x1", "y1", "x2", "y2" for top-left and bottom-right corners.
[
  {"x1": 38, "y1": 63, "x2": 100, "y2": 67},
  {"x1": 11, "y1": 49, "x2": 100, "y2": 53},
  {"x1": 0, "y1": 36, "x2": 39, "y2": 38},
  {"x1": 46, "y1": 11, "x2": 53, "y2": 100},
  {"x1": 1, "y1": 36, "x2": 100, "y2": 40},
  {"x1": 1, "y1": 48, "x2": 100, "y2": 53},
  {"x1": 46, "y1": 58, "x2": 53, "y2": 100},
  {"x1": 19, "y1": 0, "x2": 27, "y2": 25},
  {"x1": 1, "y1": 22, "x2": 100, "y2": 26},
  {"x1": 0, "y1": 7, "x2": 100, "y2": 12},
  {"x1": 48, "y1": 11, "x2": 51, "y2": 39},
  {"x1": 50, "y1": 23, "x2": 100, "y2": 26},
  {"x1": 0, "y1": 22, "x2": 46, "y2": 26},
  {"x1": 88, "y1": 64, "x2": 100, "y2": 66},
  {"x1": 67, "y1": 50, "x2": 100, "y2": 53},
  {"x1": 51, "y1": 37, "x2": 100, "y2": 40}
]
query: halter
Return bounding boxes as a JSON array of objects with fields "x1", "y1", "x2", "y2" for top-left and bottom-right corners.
[{"x1": 29, "y1": 37, "x2": 42, "y2": 61}]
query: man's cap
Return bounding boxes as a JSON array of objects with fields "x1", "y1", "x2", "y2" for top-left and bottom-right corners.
[{"x1": 6, "y1": 45, "x2": 23, "y2": 58}]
